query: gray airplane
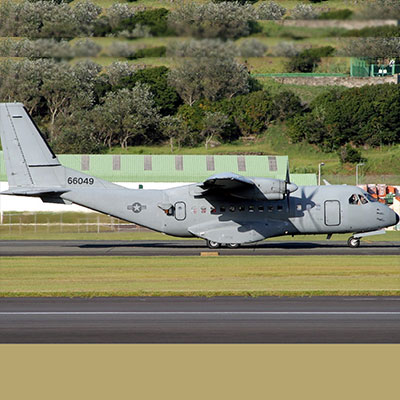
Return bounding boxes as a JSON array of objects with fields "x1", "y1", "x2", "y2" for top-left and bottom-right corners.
[{"x1": 0, "y1": 103, "x2": 398, "y2": 248}]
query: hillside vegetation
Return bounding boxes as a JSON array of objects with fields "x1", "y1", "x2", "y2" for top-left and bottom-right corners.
[{"x1": 0, "y1": 0, "x2": 399, "y2": 182}]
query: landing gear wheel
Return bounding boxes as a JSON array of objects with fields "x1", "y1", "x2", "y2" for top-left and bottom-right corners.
[
  {"x1": 226, "y1": 243, "x2": 240, "y2": 249},
  {"x1": 207, "y1": 240, "x2": 221, "y2": 249},
  {"x1": 347, "y1": 237, "x2": 360, "y2": 248}
]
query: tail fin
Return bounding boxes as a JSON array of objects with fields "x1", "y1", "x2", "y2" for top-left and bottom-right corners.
[{"x1": 0, "y1": 103, "x2": 62, "y2": 189}]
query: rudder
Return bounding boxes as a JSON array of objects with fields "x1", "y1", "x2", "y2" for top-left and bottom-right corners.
[{"x1": 0, "y1": 103, "x2": 62, "y2": 188}]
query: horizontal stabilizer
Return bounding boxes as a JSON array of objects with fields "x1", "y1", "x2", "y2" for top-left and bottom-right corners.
[{"x1": 1, "y1": 187, "x2": 69, "y2": 197}]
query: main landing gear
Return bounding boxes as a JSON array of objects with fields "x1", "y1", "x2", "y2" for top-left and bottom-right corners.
[
  {"x1": 347, "y1": 236, "x2": 360, "y2": 248},
  {"x1": 206, "y1": 240, "x2": 241, "y2": 249}
]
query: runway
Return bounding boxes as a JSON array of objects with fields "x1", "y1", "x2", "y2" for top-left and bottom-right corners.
[
  {"x1": 1, "y1": 297, "x2": 400, "y2": 343},
  {"x1": 1, "y1": 239, "x2": 399, "y2": 256}
]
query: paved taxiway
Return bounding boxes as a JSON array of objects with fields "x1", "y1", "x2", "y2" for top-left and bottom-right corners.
[
  {"x1": 1, "y1": 297, "x2": 400, "y2": 343},
  {"x1": 1, "y1": 240, "x2": 399, "y2": 256}
]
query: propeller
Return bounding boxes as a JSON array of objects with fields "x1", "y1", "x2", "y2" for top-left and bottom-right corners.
[{"x1": 285, "y1": 163, "x2": 298, "y2": 211}]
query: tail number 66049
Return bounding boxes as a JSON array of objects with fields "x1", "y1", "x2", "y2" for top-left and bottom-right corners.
[{"x1": 67, "y1": 177, "x2": 94, "y2": 185}]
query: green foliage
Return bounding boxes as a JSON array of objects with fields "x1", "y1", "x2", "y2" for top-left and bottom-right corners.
[
  {"x1": 286, "y1": 46, "x2": 335, "y2": 73},
  {"x1": 118, "y1": 67, "x2": 182, "y2": 116},
  {"x1": 213, "y1": 0, "x2": 258, "y2": 4},
  {"x1": 319, "y1": 9, "x2": 352, "y2": 20},
  {"x1": 338, "y1": 144, "x2": 365, "y2": 164},
  {"x1": 343, "y1": 26, "x2": 400, "y2": 38},
  {"x1": 116, "y1": 8, "x2": 172, "y2": 37},
  {"x1": 93, "y1": 15, "x2": 112, "y2": 36},
  {"x1": 177, "y1": 90, "x2": 302, "y2": 146},
  {"x1": 288, "y1": 84, "x2": 400, "y2": 151},
  {"x1": 134, "y1": 46, "x2": 166, "y2": 59}
]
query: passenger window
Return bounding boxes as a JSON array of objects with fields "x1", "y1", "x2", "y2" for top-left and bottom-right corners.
[
  {"x1": 201, "y1": 207, "x2": 207, "y2": 214},
  {"x1": 248, "y1": 205, "x2": 255, "y2": 212},
  {"x1": 268, "y1": 206, "x2": 274, "y2": 212},
  {"x1": 220, "y1": 206, "x2": 226, "y2": 212},
  {"x1": 359, "y1": 195, "x2": 368, "y2": 205},
  {"x1": 349, "y1": 194, "x2": 359, "y2": 205},
  {"x1": 238, "y1": 205, "x2": 245, "y2": 212},
  {"x1": 296, "y1": 204, "x2": 302, "y2": 211},
  {"x1": 229, "y1": 205, "x2": 235, "y2": 212},
  {"x1": 258, "y1": 206, "x2": 264, "y2": 212},
  {"x1": 210, "y1": 207, "x2": 216, "y2": 214},
  {"x1": 277, "y1": 205, "x2": 283, "y2": 212}
]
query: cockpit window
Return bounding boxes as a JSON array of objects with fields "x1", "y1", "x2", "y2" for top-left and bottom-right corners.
[
  {"x1": 358, "y1": 194, "x2": 368, "y2": 204},
  {"x1": 349, "y1": 194, "x2": 359, "y2": 205}
]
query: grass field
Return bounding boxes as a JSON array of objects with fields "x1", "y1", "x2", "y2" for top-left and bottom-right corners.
[{"x1": 1, "y1": 255, "x2": 399, "y2": 297}]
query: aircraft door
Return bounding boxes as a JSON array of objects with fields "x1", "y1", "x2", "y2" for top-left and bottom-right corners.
[
  {"x1": 175, "y1": 202, "x2": 186, "y2": 221},
  {"x1": 324, "y1": 200, "x2": 341, "y2": 226}
]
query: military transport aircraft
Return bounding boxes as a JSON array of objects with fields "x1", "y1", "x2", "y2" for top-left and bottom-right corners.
[{"x1": 0, "y1": 103, "x2": 398, "y2": 248}]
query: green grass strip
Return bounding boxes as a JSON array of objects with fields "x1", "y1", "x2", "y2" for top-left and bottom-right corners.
[{"x1": 1, "y1": 256, "x2": 399, "y2": 297}]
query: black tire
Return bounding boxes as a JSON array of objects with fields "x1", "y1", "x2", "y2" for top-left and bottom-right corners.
[
  {"x1": 226, "y1": 243, "x2": 240, "y2": 249},
  {"x1": 207, "y1": 240, "x2": 221, "y2": 249},
  {"x1": 347, "y1": 237, "x2": 360, "y2": 248}
]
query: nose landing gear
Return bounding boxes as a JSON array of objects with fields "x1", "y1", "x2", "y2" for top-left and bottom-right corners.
[{"x1": 347, "y1": 236, "x2": 360, "y2": 248}]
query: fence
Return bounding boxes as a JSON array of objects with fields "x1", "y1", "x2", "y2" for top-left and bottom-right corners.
[{"x1": 0, "y1": 212, "x2": 151, "y2": 235}]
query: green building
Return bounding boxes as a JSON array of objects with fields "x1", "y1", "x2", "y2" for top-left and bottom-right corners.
[{"x1": 0, "y1": 152, "x2": 317, "y2": 186}]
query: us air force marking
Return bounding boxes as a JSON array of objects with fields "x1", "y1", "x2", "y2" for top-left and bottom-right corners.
[{"x1": 127, "y1": 202, "x2": 146, "y2": 213}]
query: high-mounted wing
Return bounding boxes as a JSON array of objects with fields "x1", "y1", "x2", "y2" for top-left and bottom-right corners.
[
  {"x1": 198, "y1": 172, "x2": 297, "y2": 201},
  {"x1": 200, "y1": 172, "x2": 255, "y2": 192}
]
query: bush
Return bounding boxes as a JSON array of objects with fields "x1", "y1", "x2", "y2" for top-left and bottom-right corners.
[
  {"x1": 256, "y1": 1, "x2": 286, "y2": 20},
  {"x1": 115, "y1": 8, "x2": 172, "y2": 37},
  {"x1": 341, "y1": 38, "x2": 400, "y2": 59},
  {"x1": 167, "y1": 39, "x2": 236, "y2": 58},
  {"x1": 213, "y1": 0, "x2": 257, "y2": 4},
  {"x1": 135, "y1": 46, "x2": 166, "y2": 58},
  {"x1": 286, "y1": 46, "x2": 335, "y2": 72},
  {"x1": 238, "y1": 39, "x2": 268, "y2": 57},
  {"x1": 358, "y1": 0, "x2": 400, "y2": 20},
  {"x1": 290, "y1": 4, "x2": 321, "y2": 19},
  {"x1": 343, "y1": 26, "x2": 400, "y2": 38},
  {"x1": 168, "y1": 2, "x2": 258, "y2": 39},
  {"x1": 338, "y1": 145, "x2": 365, "y2": 164},
  {"x1": 318, "y1": 9, "x2": 352, "y2": 20}
]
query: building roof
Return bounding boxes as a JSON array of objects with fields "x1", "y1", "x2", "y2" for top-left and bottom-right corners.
[{"x1": 0, "y1": 152, "x2": 316, "y2": 185}]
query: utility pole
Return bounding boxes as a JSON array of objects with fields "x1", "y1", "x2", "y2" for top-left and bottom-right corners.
[
  {"x1": 356, "y1": 163, "x2": 364, "y2": 186},
  {"x1": 318, "y1": 162, "x2": 325, "y2": 186}
]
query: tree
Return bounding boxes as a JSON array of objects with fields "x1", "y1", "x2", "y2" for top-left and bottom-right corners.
[
  {"x1": 93, "y1": 84, "x2": 161, "y2": 149},
  {"x1": 168, "y1": 2, "x2": 258, "y2": 40},
  {"x1": 357, "y1": 0, "x2": 400, "y2": 19},
  {"x1": 118, "y1": 66, "x2": 182, "y2": 116},
  {"x1": 201, "y1": 112, "x2": 229, "y2": 149},
  {"x1": 168, "y1": 56, "x2": 250, "y2": 105},
  {"x1": 160, "y1": 115, "x2": 187, "y2": 152},
  {"x1": 256, "y1": 1, "x2": 286, "y2": 20}
]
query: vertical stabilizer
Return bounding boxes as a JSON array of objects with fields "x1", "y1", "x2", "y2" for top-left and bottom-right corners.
[{"x1": 0, "y1": 103, "x2": 61, "y2": 188}]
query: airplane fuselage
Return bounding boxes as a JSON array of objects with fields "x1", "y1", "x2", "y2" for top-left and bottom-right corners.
[{"x1": 60, "y1": 182, "x2": 398, "y2": 244}]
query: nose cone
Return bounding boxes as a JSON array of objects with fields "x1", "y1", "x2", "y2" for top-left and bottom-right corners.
[
  {"x1": 388, "y1": 209, "x2": 399, "y2": 227},
  {"x1": 286, "y1": 183, "x2": 298, "y2": 193}
]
